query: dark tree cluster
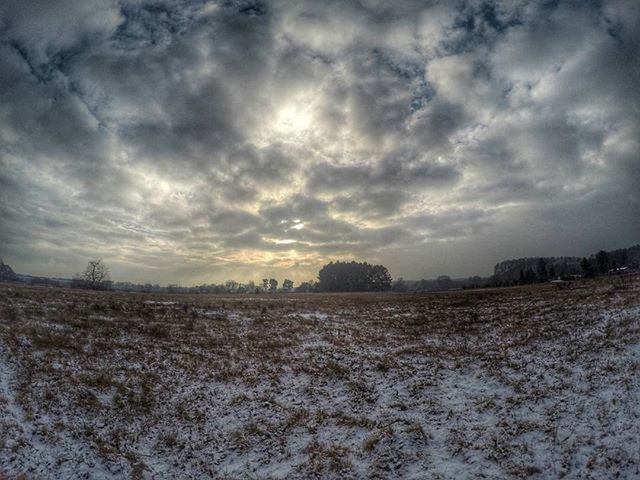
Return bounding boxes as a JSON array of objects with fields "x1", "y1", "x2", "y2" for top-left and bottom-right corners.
[
  {"x1": 488, "y1": 245, "x2": 640, "y2": 287},
  {"x1": 491, "y1": 256, "x2": 583, "y2": 286},
  {"x1": 294, "y1": 281, "x2": 319, "y2": 293},
  {"x1": 579, "y1": 246, "x2": 640, "y2": 278},
  {"x1": 0, "y1": 259, "x2": 18, "y2": 282},
  {"x1": 317, "y1": 261, "x2": 392, "y2": 292}
]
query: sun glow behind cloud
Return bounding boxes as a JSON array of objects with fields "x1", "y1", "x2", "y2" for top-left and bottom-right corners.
[{"x1": 275, "y1": 101, "x2": 314, "y2": 136}]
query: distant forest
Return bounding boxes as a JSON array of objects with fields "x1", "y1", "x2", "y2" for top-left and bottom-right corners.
[
  {"x1": 1, "y1": 244, "x2": 638, "y2": 294},
  {"x1": 487, "y1": 244, "x2": 640, "y2": 287}
]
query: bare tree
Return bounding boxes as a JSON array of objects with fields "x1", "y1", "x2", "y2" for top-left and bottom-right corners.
[{"x1": 79, "y1": 259, "x2": 111, "y2": 289}]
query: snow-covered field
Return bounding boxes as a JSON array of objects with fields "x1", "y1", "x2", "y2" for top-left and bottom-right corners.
[{"x1": 1, "y1": 276, "x2": 639, "y2": 479}]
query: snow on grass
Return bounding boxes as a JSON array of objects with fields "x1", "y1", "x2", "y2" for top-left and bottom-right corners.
[
  {"x1": 291, "y1": 312, "x2": 331, "y2": 321},
  {"x1": 0, "y1": 275, "x2": 639, "y2": 479}
]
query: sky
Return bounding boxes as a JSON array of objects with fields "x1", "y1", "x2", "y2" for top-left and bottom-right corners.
[{"x1": 0, "y1": 0, "x2": 638, "y2": 285}]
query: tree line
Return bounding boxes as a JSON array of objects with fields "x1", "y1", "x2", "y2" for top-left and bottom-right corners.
[
  {"x1": 487, "y1": 245, "x2": 640, "y2": 287},
  {"x1": 5, "y1": 243, "x2": 637, "y2": 293},
  {"x1": 66, "y1": 259, "x2": 394, "y2": 293}
]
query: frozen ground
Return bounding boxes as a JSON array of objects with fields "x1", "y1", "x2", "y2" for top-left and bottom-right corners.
[{"x1": 0, "y1": 275, "x2": 639, "y2": 479}]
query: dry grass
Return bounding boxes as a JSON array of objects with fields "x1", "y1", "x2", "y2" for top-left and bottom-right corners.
[{"x1": 0, "y1": 275, "x2": 639, "y2": 478}]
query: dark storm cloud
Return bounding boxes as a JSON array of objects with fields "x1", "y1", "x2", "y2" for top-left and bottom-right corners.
[{"x1": 1, "y1": 0, "x2": 638, "y2": 283}]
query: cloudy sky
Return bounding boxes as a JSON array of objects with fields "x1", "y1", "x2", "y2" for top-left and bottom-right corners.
[{"x1": 1, "y1": 0, "x2": 638, "y2": 285}]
